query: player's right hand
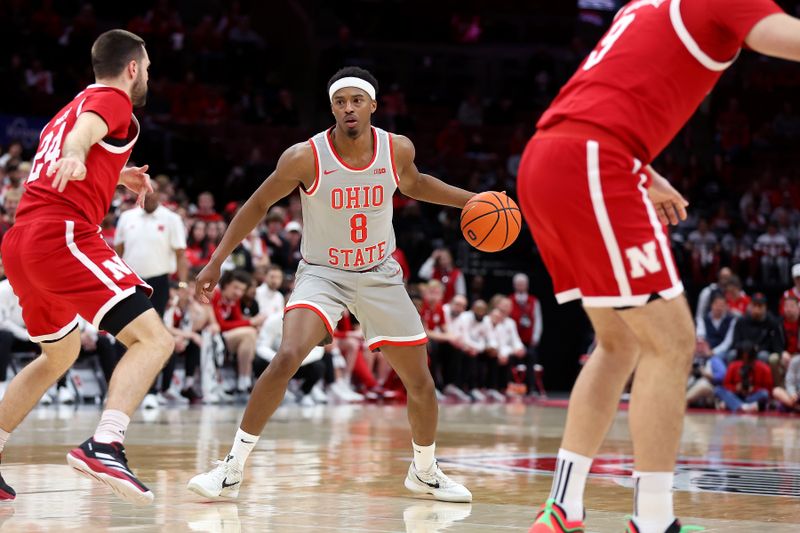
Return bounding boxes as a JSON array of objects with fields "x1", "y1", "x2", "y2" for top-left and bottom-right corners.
[
  {"x1": 195, "y1": 262, "x2": 221, "y2": 304},
  {"x1": 47, "y1": 155, "x2": 87, "y2": 192}
]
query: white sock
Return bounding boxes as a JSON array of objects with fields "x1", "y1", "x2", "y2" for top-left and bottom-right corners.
[
  {"x1": 549, "y1": 448, "x2": 592, "y2": 521},
  {"x1": 237, "y1": 375, "x2": 252, "y2": 391},
  {"x1": 0, "y1": 428, "x2": 10, "y2": 454},
  {"x1": 632, "y1": 471, "x2": 675, "y2": 533},
  {"x1": 413, "y1": 441, "x2": 435, "y2": 472},
  {"x1": 93, "y1": 410, "x2": 130, "y2": 444},
  {"x1": 228, "y1": 428, "x2": 259, "y2": 468}
]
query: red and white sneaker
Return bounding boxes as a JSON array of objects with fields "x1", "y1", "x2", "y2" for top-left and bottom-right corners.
[
  {"x1": 0, "y1": 455, "x2": 15, "y2": 501},
  {"x1": 66, "y1": 438, "x2": 154, "y2": 505}
]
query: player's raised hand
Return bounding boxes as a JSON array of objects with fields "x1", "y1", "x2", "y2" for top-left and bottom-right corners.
[
  {"x1": 119, "y1": 164, "x2": 153, "y2": 208},
  {"x1": 647, "y1": 169, "x2": 688, "y2": 226},
  {"x1": 195, "y1": 262, "x2": 221, "y2": 304},
  {"x1": 47, "y1": 156, "x2": 87, "y2": 192}
]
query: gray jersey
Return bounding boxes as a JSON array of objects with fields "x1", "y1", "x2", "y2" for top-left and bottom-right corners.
[{"x1": 301, "y1": 126, "x2": 398, "y2": 271}]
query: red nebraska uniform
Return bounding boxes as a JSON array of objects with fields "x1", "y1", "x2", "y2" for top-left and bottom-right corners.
[
  {"x1": 518, "y1": 0, "x2": 783, "y2": 307},
  {"x1": 1, "y1": 84, "x2": 150, "y2": 341}
]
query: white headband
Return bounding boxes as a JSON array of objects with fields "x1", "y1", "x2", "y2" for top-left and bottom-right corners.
[{"x1": 328, "y1": 77, "x2": 376, "y2": 102}]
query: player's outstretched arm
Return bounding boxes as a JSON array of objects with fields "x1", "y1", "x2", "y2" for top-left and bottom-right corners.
[
  {"x1": 392, "y1": 134, "x2": 475, "y2": 208},
  {"x1": 47, "y1": 111, "x2": 109, "y2": 192},
  {"x1": 195, "y1": 142, "x2": 313, "y2": 302},
  {"x1": 746, "y1": 14, "x2": 800, "y2": 62}
]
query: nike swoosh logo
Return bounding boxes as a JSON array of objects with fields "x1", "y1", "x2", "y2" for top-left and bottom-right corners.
[
  {"x1": 240, "y1": 439, "x2": 255, "y2": 444},
  {"x1": 323, "y1": 169, "x2": 338, "y2": 175},
  {"x1": 415, "y1": 473, "x2": 439, "y2": 489},
  {"x1": 222, "y1": 477, "x2": 239, "y2": 489}
]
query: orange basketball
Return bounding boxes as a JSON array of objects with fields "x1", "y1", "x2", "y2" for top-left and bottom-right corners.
[{"x1": 460, "y1": 191, "x2": 522, "y2": 252}]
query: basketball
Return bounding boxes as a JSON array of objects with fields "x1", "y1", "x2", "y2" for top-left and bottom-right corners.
[{"x1": 460, "y1": 191, "x2": 522, "y2": 252}]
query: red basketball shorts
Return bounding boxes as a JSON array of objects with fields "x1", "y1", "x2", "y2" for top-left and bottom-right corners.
[
  {"x1": 1, "y1": 218, "x2": 152, "y2": 342},
  {"x1": 517, "y1": 135, "x2": 683, "y2": 308}
]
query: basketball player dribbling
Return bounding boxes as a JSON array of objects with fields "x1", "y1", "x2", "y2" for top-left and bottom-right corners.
[
  {"x1": 520, "y1": 2, "x2": 800, "y2": 532},
  {"x1": 0, "y1": 30, "x2": 174, "y2": 505},
  {"x1": 188, "y1": 67, "x2": 475, "y2": 502}
]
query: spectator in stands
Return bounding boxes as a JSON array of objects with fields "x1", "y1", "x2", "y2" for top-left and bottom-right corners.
[
  {"x1": 485, "y1": 296, "x2": 525, "y2": 402},
  {"x1": 186, "y1": 220, "x2": 212, "y2": 268},
  {"x1": 0, "y1": 161, "x2": 26, "y2": 204},
  {"x1": 0, "y1": 142, "x2": 22, "y2": 170},
  {"x1": 420, "y1": 280, "x2": 449, "y2": 391},
  {"x1": 447, "y1": 299, "x2": 491, "y2": 402},
  {"x1": 0, "y1": 276, "x2": 38, "y2": 401},
  {"x1": 783, "y1": 296, "x2": 800, "y2": 356},
  {"x1": 686, "y1": 218, "x2": 720, "y2": 284},
  {"x1": 755, "y1": 223, "x2": 791, "y2": 286},
  {"x1": 280, "y1": 221, "x2": 303, "y2": 273},
  {"x1": 242, "y1": 228, "x2": 269, "y2": 270},
  {"x1": 163, "y1": 281, "x2": 208, "y2": 402},
  {"x1": 723, "y1": 275, "x2": 750, "y2": 317},
  {"x1": 0, "y1": 189, "x2": 21, "y2": 246},
  {"x1": 254, "y1": 312, "x2": 326, "y2": 406},
  {"x1": 443, "y1": 294, "x2": 468, "y2": 333},
  {"x1": 695, "y1": 267, "x2": 733, "y2": 324},
  {"x1": 212, "y1": 270, "x2": 266, "y2": 394},
  {"x1": 721, "y1": 225, "x2": 756, "y2": 285},
  {"x1": 715, "y1": 341, "x2": 772, "y2": 413},
  {"x1": 194, "y1": 191, "x2": 223, "y2": 222},
  {"x1": 732, "y1": 293, "x2": 784, "y2": 363},
  {"x1": 263, "y1": 210, "x2": 289, "y2": 268},
  {"x1": 687, "y1": 292, "x2": 734, "y2": 406},
  {"x1": 239, "y1": 278, "x2": 260, "y2": 318},
  {"x1": 697, "y1": 292, "x2": 738, "y2": 359},
  {"x1": 773, "y1": 353, "x2": 800, "y2": 412},
  {"x1": 419, "y1": 248, "x2": 466, "y2": 303},
  {"x1": 508, "y1": 273, "x2": 545, "y2": 396},
  {"x1": 779, "y1": 263, "x2": 800, "y2": 315},
  {"x1": 255, "y1": 265, "x2": 285, "y2": 319}
]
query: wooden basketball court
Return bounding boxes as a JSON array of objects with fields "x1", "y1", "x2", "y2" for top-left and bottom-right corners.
[{"x1": 1, "y1": 402, "x2": 798, "y2": 532}]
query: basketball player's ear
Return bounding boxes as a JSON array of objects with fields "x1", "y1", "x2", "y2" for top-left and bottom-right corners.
[{"x1": 370, "y1": 97, "x2": 377, "y2": 114}]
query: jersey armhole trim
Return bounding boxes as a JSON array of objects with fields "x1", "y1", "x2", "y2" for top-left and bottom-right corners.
[
  {"x1": 669, "y1": 0, "x2": 737, "y2": 72},
  {"x1": 97, "y1": 114, "x2": 139, "y2": 154},
  {"x1": 303, "y1": 139, "x2": 322, "y2": 196},
  {"x1": 388, "y1": 133, "x2": 400, "y2": 187}
]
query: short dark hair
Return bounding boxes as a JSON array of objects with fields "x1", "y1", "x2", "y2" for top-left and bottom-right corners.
[
  {"x1": 267, "y1": 264, "x2": 283, "y2": 274},
  {"x1": 91, "y1": 29, "x2": 146, "y2": 79},
  {"x1": 327, "y1": 66, "x2": 379, "y2": 97},
  {"x1": 219, "y1": 269, "x2": 252, "y2": 289}
]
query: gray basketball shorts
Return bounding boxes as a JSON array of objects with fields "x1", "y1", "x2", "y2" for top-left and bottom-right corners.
[{"x1": 285, "y1": 258, "x2": 427, "y2": 351}]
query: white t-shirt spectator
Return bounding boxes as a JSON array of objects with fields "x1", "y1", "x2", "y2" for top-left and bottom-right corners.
[
  {"x1": 755, "y1": 232, "x2": 791, "y2": 257},
  {"x1": 115, "y1": 206, "x2": 187, "y2": 279},
  {"x1": 488, "y1": 317, "x2": 525, "y2": 362},
  {"x1": 0, "y1": 280, "x2": 27, "y2": 341},
  {"x1": 450, "y1": 311, "x2": 493, "y2": 353},
  {"x1": 256, "y1": 313, "x2": 323, "y2": 365},
  {"x1": 255, "y1": 285, "x2": 285, "y2": 319}
]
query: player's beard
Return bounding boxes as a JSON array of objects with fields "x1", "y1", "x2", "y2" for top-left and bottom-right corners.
[{"x1": 131, "y1": 73, "x2": 148, "y2": 108}]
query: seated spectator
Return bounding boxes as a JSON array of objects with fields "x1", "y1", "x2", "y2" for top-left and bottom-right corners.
[
  {"x1": 714, "y1": 341, "x2": 773, "y2": 413},
  {"x1": 279, "y1": 221, "x2": 303, "y2": 273},
  {"x1": 783, "y1": 296, "x2": 800, "y2": 356},
  {"x1": 194, "y1": 191, "x2": 223, "y2": 222},
  {"x1": 163, "y1": 281, "x2": 217, "y2": 402},
  {"x1": 485, "y1": 296, "x2": 526, "y2": 402},
  {"x1": 240, "y1": 278, "x2": 260, "y2": 318},
  {"x1": 418, "y1": 248, "x2": 466, "y2": 303},
  {"x1": 186, "y1": 220, "x2": 212, "y2": 268},
  {"x1": 420, "y1": 280, "x2": 449, "y2": 390},
  {"x1": 732, "y1": 293, "x2": 785, "y2": 363},
  {"x1": 447, "y1": 299, "x2": 491, "y2": 402},
  {"x1": 773, "y1": 354, "x2": 800, "y2": 412},
  {"x1": 779, "y1": 263, "x2": 800, "y2": 315},
  {"x1": 0, "y1": 276, "x2": 38, "y2": 400},
  {"x1": 696, "y1": 292, "x2": 737, "y2": 359},
  {"x1": 723, "y1": 275, "x2": 750, "y2": 317},
  {"x1": 262, "y1": 210, "x2": 289, "y2": 267},
  {"x1": 755, "y1": 223, "x2": 791, "y2": 286},
  {"x1": 686, "y1": 339, "x2": 728, "y2": 408},
  {"x1": 508, "y1": 273, "x2": 545, "y2": 397},
  {"x1": 242, "y1": 228, "x2": 270, "y2": 270},
  {"x1": 253, "y1": 312, "x2": 325, "y2": 407},
  {"x1": 212, "y1": 270, "x2": 266, "y2": 394},
  {"x1": 695, "y1": 267, "x2": 733, "y2": 324},
  {"x1": 686, "y1": 218, "x2": 720, "y2": 284},
  {"x1": 255, "y1": 265, "x2": 285, "y2": 319}
]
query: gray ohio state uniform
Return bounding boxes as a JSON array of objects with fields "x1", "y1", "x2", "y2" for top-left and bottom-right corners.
[{"x1": 285, "y1": 126, "x2": 427, "y2": 350}]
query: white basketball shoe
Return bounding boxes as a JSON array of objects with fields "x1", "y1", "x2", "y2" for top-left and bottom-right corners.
[
  {"x1": 187, "y1": 455, "x2": 243, "y2": 499},
  {"x1": 404, "y1": 461, "x2": 472, "y2": 503}
]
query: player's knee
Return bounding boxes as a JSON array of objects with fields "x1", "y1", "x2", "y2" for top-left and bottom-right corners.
[
  {"x1": 147, "y1": 326, "x2": 175, "y2": 359},
  {"x1": 269, "y1": 347, "x2": 305, "y2": 379},
  {"x1": 404, "y1": 372, "x2": 436, "y2": 399}
]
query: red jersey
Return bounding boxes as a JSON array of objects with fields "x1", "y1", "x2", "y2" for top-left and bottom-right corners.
[
  {"x1": 538, "y1": 0, "x2": 783, "y2": 162},
  {"x1": 783, "y1": 317, "x2": 799, "y2": 354},
  {"x1": 16, "y1": 84, "x2": 138, "y2": 226},
  {"x1": 509, "y1": 293, "x2": 538, "y2": 346},
  {"x1": 211, "y1": 289, "x2": 250, "y2": 332},
  {"x1": 420, "y1": 301, "x2": 446, "y2": 332}
]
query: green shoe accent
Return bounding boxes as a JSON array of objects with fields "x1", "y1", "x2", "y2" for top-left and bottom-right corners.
[
  {"x1": 534, "y1": 499, "x2": 584, "y2": 532},
  {"x1": 678, "y1": 526, "x2": 704, "y2": 532}
]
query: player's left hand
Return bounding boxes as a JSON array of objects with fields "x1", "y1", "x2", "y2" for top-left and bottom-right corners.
[
  {"x1": 647, "y1": 169, "x2": 688, "y2": 226},
  {"x1": 119, "y1": 164, "x2": 153, "y2": 208}
]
